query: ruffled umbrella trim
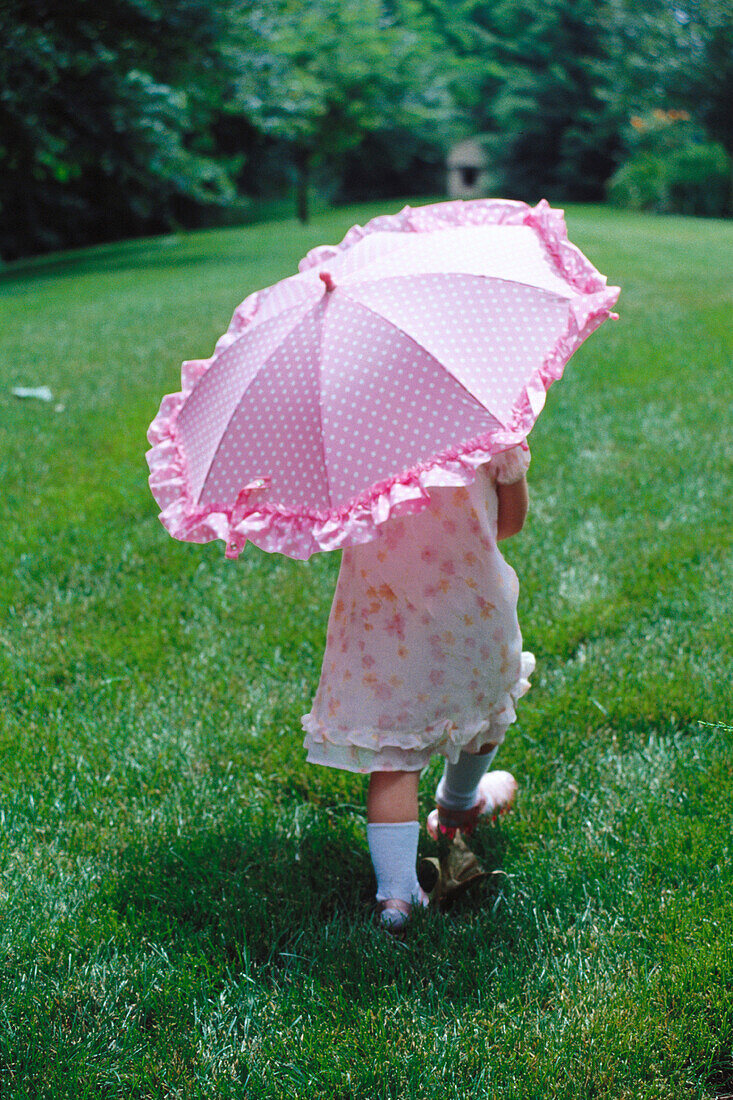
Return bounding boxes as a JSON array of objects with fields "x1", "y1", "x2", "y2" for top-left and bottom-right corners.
[
  {"x1": 301, "y1": 652, "x2": 536, "y2": 774},
  {"x1": 146, "y1": 198, "x2": 619, "y2": 560}
]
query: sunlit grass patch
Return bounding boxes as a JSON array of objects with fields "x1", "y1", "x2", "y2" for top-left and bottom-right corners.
[{"x1": 0, "y1": 202, "x2": 731, "y2": 1097}]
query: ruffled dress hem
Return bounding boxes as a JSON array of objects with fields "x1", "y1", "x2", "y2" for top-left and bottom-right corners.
[{"x1": 302, "y1": 652, "x2": 535, "y2": 774}]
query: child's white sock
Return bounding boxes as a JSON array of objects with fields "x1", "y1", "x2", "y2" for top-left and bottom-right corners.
[
  {"x1": 435, "y1": 746, "x2": 499, "y2": 811},
  {"x1": 366, "y1": 821, "x2": 422, "y2": 903}
]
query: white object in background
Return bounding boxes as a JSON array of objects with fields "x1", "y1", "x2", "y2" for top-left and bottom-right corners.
[{"x1": 12, "y1": 386, "x2": 54, "y2": 402}]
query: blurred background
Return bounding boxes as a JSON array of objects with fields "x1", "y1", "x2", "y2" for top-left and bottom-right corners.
[{"x1": 1, "y1": 0, "x2": 731, "y2": 261}]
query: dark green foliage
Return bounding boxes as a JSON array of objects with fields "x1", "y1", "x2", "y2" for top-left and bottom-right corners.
[
  {"x1": 1, "y1": 0, "x2": 732, "y2": 260},
  {"x1": 439, "y1": 0, "x2": 733, "y2": 204},
  {"x1": 336, "y1": 129, "x2": 448, "y2": 203},
  {"x1": 653, "y1": 0, "x2": 733, "y2": 155},
  {"x1": 607, "y1": 109, "x2": 733, "y2": 216},
  {"x1": 600, "y1": 0, "x2": 733, "y2": 202},
  {"x1": 0, "y1": 0, "x2": 237, "y2": 260},
  {"x1": 463, "y1": 0, "x2": 621, "y2": 201},
  {"x1": 228, "y1": 0, "x2": 457, "y2": 221},
  {"x1": 608, "y1": 142, "x2": 732, "y2": 216}
]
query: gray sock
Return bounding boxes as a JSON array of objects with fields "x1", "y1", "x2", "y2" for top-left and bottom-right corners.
[{"x1": 435, "y1": 746, "x2": 499, "y2": 811}]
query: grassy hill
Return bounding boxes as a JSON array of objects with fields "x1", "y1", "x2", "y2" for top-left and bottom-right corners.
[{"x1": 0, "y1": 201, "x2": 731, "y2": 1098}]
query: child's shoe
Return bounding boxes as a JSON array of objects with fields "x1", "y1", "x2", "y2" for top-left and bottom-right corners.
[
  {"x1": 376, "y1": 887, "x2": 430, "y2": 936},
  {"x1": 426, "y1": 770, "x2": 517, "y2": 841}
]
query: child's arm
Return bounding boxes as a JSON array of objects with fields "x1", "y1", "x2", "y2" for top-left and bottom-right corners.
[{"x1": 496, "y1": 475, "x2": 528, "y2": 541}]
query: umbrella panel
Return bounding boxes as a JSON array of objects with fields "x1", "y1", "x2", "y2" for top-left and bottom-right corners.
[
  {"x1": 198, "y1": 302, "x2": 332, "y2": 511},
  {"x1": 184, "y1": 274, "x2": 572, "y2": 515},
  {"x1": 193, "y1": 293, "x2": 507, "y2": 514},
  {"x1": 335, "y1": 224, "x2": 574, "y2": 299},
  {"x1": 177, "y1": 298, "x2": 318, "y2": 501},
  {"x1": 319, "y1": 295, "x2": 499, "y2": 507},
  {"x1": 242, "y1": 223, "x2": 570, "y2": 344},
  {"x1": 348, "y1": 274, "x2": 570, "y2": 428}
]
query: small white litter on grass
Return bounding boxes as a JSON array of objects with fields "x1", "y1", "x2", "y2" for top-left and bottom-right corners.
[{"x1": 12, "y1": 386, "x2": 53, "y2": 402}]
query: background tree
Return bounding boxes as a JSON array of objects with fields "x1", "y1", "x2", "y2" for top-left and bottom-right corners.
[
  {"x1": 1, "y1": 0, "x2": 729, "y2": 260},
  {"x1": 601, "y1": 0, "x2": 732, "y2": 216},
  {"x1": 456, "y1": 0, "x2": 620, "y2": 201},
  {"x1": 0, "y1": 0, "x2": 237, "y2": 259},
  {"x1": 605, "y1": 0, "x2": 733, "y2": 153},
  {"x1": 681, "y1": 0, "x2": 733, "y2": 154},
  {"x1": 226, "y1": 0, "x2": 459, "y2": 222}
]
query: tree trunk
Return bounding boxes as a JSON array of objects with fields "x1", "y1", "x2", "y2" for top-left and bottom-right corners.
[{"x1": 296, "y1": 149, "x2": 311, "y2": 224}]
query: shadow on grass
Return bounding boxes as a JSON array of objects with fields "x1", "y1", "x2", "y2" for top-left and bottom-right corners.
[
  {"x1": 109, "y1": 814, "x2": 377, "y2": 966},
  {"x1": 108, "y1": 812, "x2": 518, "y2": 976},
  {"x1": 0, "y1": 246, "x2": 222, "y2": 287}
]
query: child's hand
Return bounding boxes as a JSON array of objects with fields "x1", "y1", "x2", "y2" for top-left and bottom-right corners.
[{"x1": 496, "y1": 476, "x2": 528, "y2": 541}]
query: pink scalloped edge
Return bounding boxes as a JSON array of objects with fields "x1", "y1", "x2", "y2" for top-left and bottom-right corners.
[
  {"x1": 298, "y1": 198, "x2": 612, "y2": 297},
  {"x1": 146, "y1": 198, "x2": 620, "y2": 561}
]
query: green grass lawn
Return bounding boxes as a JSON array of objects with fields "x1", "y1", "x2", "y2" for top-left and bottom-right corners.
[{"x1": 0, "y1": 200, "x2": 731, "y2": 1099}]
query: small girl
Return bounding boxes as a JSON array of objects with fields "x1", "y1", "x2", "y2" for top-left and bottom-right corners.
[{"x1": 302, "y1": 442, "x2": 533, "y2": 931}]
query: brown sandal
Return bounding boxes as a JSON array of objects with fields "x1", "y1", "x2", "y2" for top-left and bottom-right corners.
[{"x1": 426, "y1": 771, "x2": 517, "y2": 841}]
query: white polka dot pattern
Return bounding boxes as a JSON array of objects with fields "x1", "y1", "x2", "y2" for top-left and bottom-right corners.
[
  {"x1": 146, "y1": 197, "x2": 620, "y2": 559},
  {"x1": 199, "y1": 303, "x2": 332, "y2": 510},
  {"x1": 336, "y1": 225, "x2": 573, "y2": 299},
  {"x1": 320, "y1": 295, "x2": 494, "y2": 504},
  {"x1": 230, "y1": 269, "x2": 322, "y2": 337},
  {"x1": 177, "y1": 297, "x2": 318, "y2": 500},
  {"x1": 349, "y1": 275, "x2": 568, "y2": 429},
  {"x1": 176, "y1": 223, "x2": 595, "y2": 511},
  {"x1": 308, "y1": 230, "x2": 408, "y2": 280}
]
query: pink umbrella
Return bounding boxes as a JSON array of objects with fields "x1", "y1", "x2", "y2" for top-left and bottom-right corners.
[{"x1": 147, "y1": 198, "x2": 619, "y2": 560}]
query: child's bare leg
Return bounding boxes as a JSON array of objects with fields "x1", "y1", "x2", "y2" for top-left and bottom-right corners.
[
  {"x1": 366, "y1": 770, "x2": 424, "y2": 929},
  {"x1": 367, "y1": 770, "x2": 419, "y2": 823}
]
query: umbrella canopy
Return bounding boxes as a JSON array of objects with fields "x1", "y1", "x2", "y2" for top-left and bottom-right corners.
[{"x1": 147, "y1": 198, "x2": 619, "y2": 560}]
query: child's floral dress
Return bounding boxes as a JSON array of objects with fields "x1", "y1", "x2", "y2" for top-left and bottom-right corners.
[{"x1": 302, "y1": 444, "x2": 534, "y2": 772}]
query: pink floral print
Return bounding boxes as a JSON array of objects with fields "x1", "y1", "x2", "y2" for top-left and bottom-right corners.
[{"x1": 302, "y1": 447, "x2": 534, "y2": 773}]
